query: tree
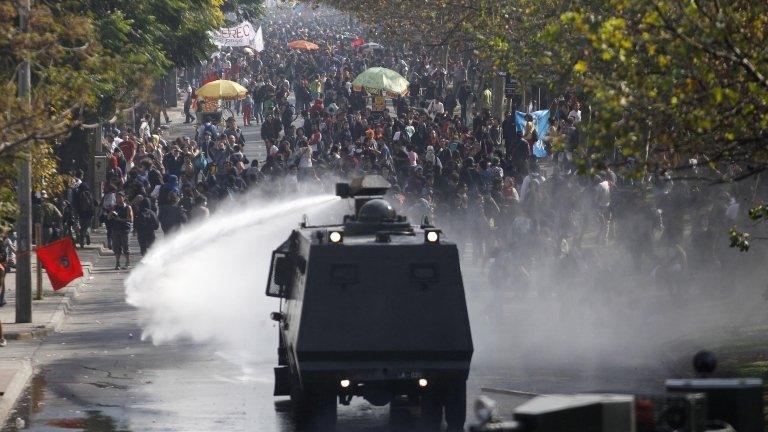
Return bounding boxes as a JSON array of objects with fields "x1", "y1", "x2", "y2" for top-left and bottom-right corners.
[
  {"x1": 1, "y1": 1, "x2": 107, "y2": 229},
  {"x1": 544, "y1": 1, "x2": 767, "y2": 175},
  {"x1": 1, "y1": 0, "x2": 233, "y2": 228},
  {"x1": 541, "y1": 0, "x2": 768, "y2": 249}
]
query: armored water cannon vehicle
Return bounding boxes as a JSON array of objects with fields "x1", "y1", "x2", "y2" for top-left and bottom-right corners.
[{"x1": 266, "y1": 175, "x2": 473, "y2": 430}]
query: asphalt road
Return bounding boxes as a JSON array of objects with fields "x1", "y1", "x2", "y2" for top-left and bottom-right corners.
[
  {"x1": 1, "y1": 242, "x2": 675, "y2": 432},
  {"x1": 0, "y1": 249, "x2": 522, "y2": 432}
]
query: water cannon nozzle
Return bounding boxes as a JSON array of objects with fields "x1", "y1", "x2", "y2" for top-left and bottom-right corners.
[{"x1": 334, "y1": 175, "x2": 391, "y2": 199}]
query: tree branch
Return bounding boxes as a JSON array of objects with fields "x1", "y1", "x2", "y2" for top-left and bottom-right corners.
[{"x1": 651, "y1": 0, "x2": 768, "y2": 90}]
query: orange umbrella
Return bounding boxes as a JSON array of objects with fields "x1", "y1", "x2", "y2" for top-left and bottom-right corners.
[{"x1": 288, "y1": 40, "x2": 319, "y2": 51}]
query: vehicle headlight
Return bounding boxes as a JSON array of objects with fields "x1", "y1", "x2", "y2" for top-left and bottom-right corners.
[
  {"x1": 425, "y1": 230, "x2": 440, "y2": 244},
  {"x1": 329, "y1": 231, "x2": 343, "y2": 244}
]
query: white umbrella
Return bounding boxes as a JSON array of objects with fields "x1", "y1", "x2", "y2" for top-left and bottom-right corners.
[{"x1": 360, "y1": 42, "x2": 385, "y2": 52}]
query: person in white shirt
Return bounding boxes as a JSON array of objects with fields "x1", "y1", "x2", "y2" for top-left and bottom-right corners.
[
  {"x1": 110, "y1": 135, "x2": 123, "y2": 152},
  {"x1": 523, "y1": 113, "x2": 535, "y2": 141},
  {"x1": 594, "y1": 174, "x2": 612, "y2": 243},
  {"x1": 298, "y1": 142, "x2": 312, "y2": 169},
  {"x1": 427, "y1": 97, "x2": 445, "y2": 119},
  {"x1": 138, "y1": 114, "x2": 152, "y2": 142},
  {"x1": 568, "y1": 101, "x2": 582, "y2": 124},
  {"x1": 520, "y1": 169, "x2": 546, "y2": 202},
  {"x1": 266, "y1": 140, "x2": 279, "y2": 157}
]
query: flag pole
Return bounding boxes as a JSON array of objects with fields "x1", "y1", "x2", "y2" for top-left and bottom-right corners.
[{"x1": 35, "y1": 224, "x2": 43, "y2": 300}]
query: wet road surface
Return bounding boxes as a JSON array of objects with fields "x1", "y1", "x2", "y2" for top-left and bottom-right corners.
[{"x1": 1, "y1": 248, "x2": 672, "y2": 432}]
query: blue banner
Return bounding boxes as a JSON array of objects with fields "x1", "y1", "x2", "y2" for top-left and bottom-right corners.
[{"x1": 515, "y1": 110, "x2": 550, "y2": 158}]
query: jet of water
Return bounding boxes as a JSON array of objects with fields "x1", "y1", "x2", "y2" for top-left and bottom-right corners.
[{"x1": 125, "y1": 194, "x2": 339, "y2": 357}]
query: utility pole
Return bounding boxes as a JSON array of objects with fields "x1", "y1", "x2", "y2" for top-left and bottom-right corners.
[{"x1": 16, "y1": 0, "x2": 33, "y2": 323}]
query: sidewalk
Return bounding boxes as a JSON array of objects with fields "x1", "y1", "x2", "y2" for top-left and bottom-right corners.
[
  {"x1": 0, "y1": 229, "x2": 113, "y2": 425},
  {"x1": 0, "y1": 103, "x2": 185, "y2": 426}
]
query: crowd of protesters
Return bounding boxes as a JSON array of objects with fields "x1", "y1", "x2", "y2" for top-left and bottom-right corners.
[{"x1": 18, "y1": 6, "x2": 765, "y2": 300}]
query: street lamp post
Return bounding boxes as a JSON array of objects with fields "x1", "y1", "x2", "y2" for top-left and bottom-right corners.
[{"x1": 16, "y1": 0, "x2": 33, "y2": 323}]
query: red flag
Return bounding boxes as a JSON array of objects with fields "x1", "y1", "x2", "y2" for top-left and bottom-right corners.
[
  {"x1": 350, "y1": 37, "x2": 365, "y2": 48},
  {"x1": 36, "y1": 237, "x2": 83, "y2": 291}
]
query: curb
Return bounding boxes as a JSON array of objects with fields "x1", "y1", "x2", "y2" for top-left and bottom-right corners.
[
  {"x1": 3, "y1": 293, "x2": 77, "y2": 341},
  {"x1": 0, "y1": 243, "x2": 104, "y2": 426},
  {"x1": 4, "y1": 258, "x2": 95, "y2": 341},
  {"x1": 0, "y1": 360, "x2": 33, "y2": 428}
]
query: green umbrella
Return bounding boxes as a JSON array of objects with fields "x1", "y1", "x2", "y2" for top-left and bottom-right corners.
[{"x1": 352, "y1": 67, "x2": 409, "y2": 97}]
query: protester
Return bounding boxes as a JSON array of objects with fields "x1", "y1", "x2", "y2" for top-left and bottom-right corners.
[
  {"x1": 158, "y1": 193, "x2": 187, "y2": 234},
  {"x1": 2, "y1": 229, "x2": 16, "y2": 274},
  {"x1": 0, "y1": 229, "x2": 9, "y2": 345},
  {"x1": 133, "y1": 196, "x2": 160, "y2": 256},
  {"x1": 109, "y1": 192, "x2": 133, "y2": 270},
  {"x1": 0, "y1": 239, "x2": 7, "y2": 307},
  {"x1": 73, "y1": 171, "x2": 95, "y2": 248}
]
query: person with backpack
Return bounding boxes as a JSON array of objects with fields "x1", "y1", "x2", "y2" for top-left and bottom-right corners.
[
  {"x1": 132, "y1": 196, "x2": 159, "y2": 256},
  {"x1": 192, "y1": 148, "x2": 208, "y2": 182},
  {"x1": 158, "y1": 192, "x2": 188, "y2": 235},
  {"x1": 222, "y1": 117, "x2": 246, "y2": 147},
  {"x1": 39, "y1": 192, "x2": 63, "y2": 243},
  {"x1": 281, "y1": 102, "x2": 296, "y2": 136},
  {"x1": 108, "y1": 192, "x2": 133, "y2": 270},
  {"x1": 183, "y1": 88, "x2": 196, "y2": 124},
  {"x1": 74, "y1": 182, "x2": 95, "y2": 248},
  {"x1": 106, "y1": 155, "x2": 124, "y2": 188},
  {"x1": 60, "y1": 200, "x2": 76, "y2": 240}
]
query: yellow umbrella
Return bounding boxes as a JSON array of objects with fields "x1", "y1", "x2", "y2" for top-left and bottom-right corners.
[
  {"x1": 288, "y1": 40, "x2": 319, "y2": 51},
  {"x1": 196, "y1": 79, "x2": 247, "y2": 101}
]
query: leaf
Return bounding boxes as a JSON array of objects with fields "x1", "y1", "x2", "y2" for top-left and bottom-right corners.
[{"x1": 573, "y1": 60, "x2": 588, "y2": 73}]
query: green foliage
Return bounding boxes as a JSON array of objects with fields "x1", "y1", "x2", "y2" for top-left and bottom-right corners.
[
  {"x1": 0, "y1": 0, "x2": 244, "y2": 227},
  {"x1": 729, "y1": 228, "x2": 750, "y2": 252},
  {"x1": 545, "y1": 0, "x2": 768, "y2": 179}
]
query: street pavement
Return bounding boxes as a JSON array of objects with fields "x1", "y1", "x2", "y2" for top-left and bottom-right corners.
[
  {"x1": 0, "y1": 228, "x2": 532, "y2": 432},
  {"x1": 0, "y1": 230, "x2": 667, "y2": 432}
]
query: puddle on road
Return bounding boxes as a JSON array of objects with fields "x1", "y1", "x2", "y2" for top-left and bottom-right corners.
[
  {"x1": 2, "y1": 373, "x2": 46, "y2": 431},
  {"x1": 47, "y1": 418, "x2": 86, "y2": 428},
  {"x1": 45, "y1": 411, "x2": 130, "y2": 431},
  {"x1": 1, "y1": 371, "x2": 131, "y2": 432}
]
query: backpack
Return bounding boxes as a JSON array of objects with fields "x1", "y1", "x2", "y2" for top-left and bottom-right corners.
[
  {"x1": 283, "y1": 104, "x2": 295, "y2": 120},
  {"x1": 137, "y1": 209, "x2": 159, "y2": 231},
  {"x1": 203, "y1": 123, "x2": 218, "y2": 140},
  {"x1": 193, "y1": 152, "x2": 208, "y2": 171},
  {"x1": 78, "y1": 189, "x2": 94, "y2": 213}
]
